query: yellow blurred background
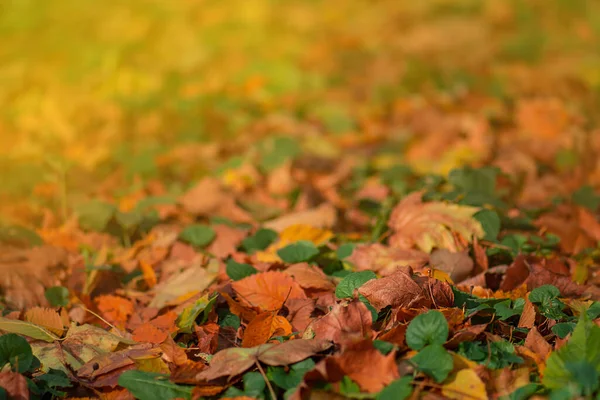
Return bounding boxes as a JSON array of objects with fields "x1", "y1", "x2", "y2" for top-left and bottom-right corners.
[{"x1": 1, "y1": 0, "x2": 600, "y2": 224}]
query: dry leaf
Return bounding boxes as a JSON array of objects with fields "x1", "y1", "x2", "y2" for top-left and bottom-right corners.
[
  {"x1": 95, "y1": 295, "x2": 135, "y2": 327},
  {"x1": 0, "y1": 371, "x2": 29, "y2": 400},
  {"x1": 285, "y1": 263, "x2": 335, "y2": 291},
  {"x1": 264, "y1": 203, "x2": 337, "y2": 232},
  {"x1": 232, "y1": 271, "x2": 306, "y2": 311},
  {"x1": 242, "y1": 312, "x2": 293, "y2": 347},
  {"x1": 430, "y1": 249, "x2": 474, "y2": 283},
  {"x1": 388, "y1": 192, "x2": 484, "y2": 253},
  {"x1": 334, "y1": 339, "x2": 399, "y2": 393},
  {"x1": 308, "y1": 299, "x2": 374, "y2": 343},
  {"x1": 179, "y1": 178, "x2": 226, "y2": 215},
  {"x1": 347, "y1": 244, "x2": 429, "y2": 276},
  {"x1": 442, "y1": 369, "x2": 487, "y2": 400},
  {"x1": 24, "y1": 307, "x2": 64, "y2": 336},
  {"x1": 357, "y1": 268, "x2": 429, "y2": 311}
]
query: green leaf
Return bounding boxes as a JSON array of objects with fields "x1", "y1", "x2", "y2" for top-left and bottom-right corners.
[
  {"x1": 373, "y1": 340, "x2": 395, "y2": 355},
  {"x1": 0, "y1": 318, "x2": 59, "y2": 342},
  {"x1": 75, "y1": 200, "x2": 116, "y2": 232},
  {"x1": 529, "y1": 285, "x2": 560, "y2": 303},
  {"x1": 572, "y1": 185, "x2": 600, "y2": 211},
  {"x1": 494, "y1": 298, "x2": 524, "y2": 321},
  {"x1": 118, "y1": 370, "x2": 192, "y2": 400},
  {"x1": 376, "y1": 376, "x2": 413, "y2": 400},
  {"x1": 458, "y1": 340, "x2": 523, "y2": 369},
  {"x1": 179, "y1": 224, "x2": 216, "y2": 248},
  {"x1": 45, "y1": 286, "x2": 70, "y2": 307},
  {"x1": 552, "y1": 322, "x2": 576, "y2": 339},
  {"x1": 226, "y1": 259, "x2": 258, "y2": 281},
  {"x1": 218, "y1": 312, "x2": 241, "y2": 330},
  {"x1": 506, "y1": 383, "x2": 542, "y2": 400},
  {"x1": 241, "y1": 371, "x2": 266, "y2": 397},
  {"x1": 474, "y1": 209, "x2": 501, "y2": 241},
  {"x1": 339, "y1": 375, "x2": 361, "y2": 395},
  {"x1": 0, "y1": 333, "x2": 34, "y2": 373},
  {"x1": 177, "y1": 294, "x2": 217, "y2": 333},
  {"x1": 0, "y1": 224, "x2": 43, "y2": 247},
  {"x1": 411, "y1": 344, "x2": 453, "y2": 383},
  {"x1": 529, "y1": 285, "x2": 567, "y2": 320},
  {"x1": 406, "y1": 310, "x2": 449, "y2": 351},
  {"x1": 277, "y1": 240, "x2": 320, "y2": 263},
  {"x1": 242, "y1": 228, "x2": 278, "y2": 253},
  {"x1": 268, "y1": 359, "x2": 315, "y2": 390},
  {"x1": 335, "y1": 271, "x2": 377, "y2": 299},
  {"x1": 336, "y1": 243, "x2": 356, "y2": 260},
  {"x1": 543, "y1": 314, "x2": 600, "y2": 391}
]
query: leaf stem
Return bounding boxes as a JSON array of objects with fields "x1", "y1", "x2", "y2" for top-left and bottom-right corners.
[{"x1": 256, "y1": 361, "x2": 277, "y2": 400}]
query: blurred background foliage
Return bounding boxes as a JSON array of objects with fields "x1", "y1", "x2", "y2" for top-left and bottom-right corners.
[{"x1": 1, "y1": 0, "x2": 600, "y2": 224}]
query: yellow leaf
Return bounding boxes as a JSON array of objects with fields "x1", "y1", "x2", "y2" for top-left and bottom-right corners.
[
  {"x1": 24, "y1": 307, "x2": 64, "y2": 337},
  {"x1": 442, "y1": 369, "x2": 487, "y2": 400}
]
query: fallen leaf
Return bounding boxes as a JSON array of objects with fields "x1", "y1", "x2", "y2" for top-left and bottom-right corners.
[
  {"x1": 0, "y1": 371, "x2": 29, "y2": 400},
  {"x1": 149, "y1": 262, "x2": 219, "y2": 309},
  {"x1": 347, "y1": 243, "x2": 429, "y2": 276},
  {"x1": 196, "y1": 339, "x2": 333, "y2": 381},
  {"x1": 263, "y1": 203, "x2": 337, "y2": 232},
  {"x1": 207, "y1": 224, "x2": 247, "y2": 259},
  {"x1": 285, "y1": 263, "x2": 335, "y2": 291},
  {"x1": 241, "y1": 312, "x2": 292, "y2": 347},
  {"x1": 308, "y1": 299, "x2": 374, "y2": 343},
  {"x1": 95, "y1": 295, "x2": 135, "y2": 328},
  {"x1": 518, "y1": 298, "x2": 536, "y2": 329},
  {"x1": 442, "y1": 369, "x2": 487, "y2": 400},
  {"x1": 24, "y1": 307, "x2": 64, "y2": 336},
  {"x1": 388, "y1": 192, "x2": 484, "y2": 253},
  {"x1": 334, "y1": 339, "x2": 399, "y2": 393},
  {"x1": 357, "y1": 268, "x2": 429, "y2": 311},
  {"x1": 232, "y1": 271, "x2": 306, "y2": 310},
  {"x1": 0, "y1": 245, "x2": 67, "y2": 308},
  {"x1": 179, "y1": 178, "x2": 226, "y2": 215},
  {"x1": 430, "y1": 249, "x2": 474, "y2": 283},
  {"x1": 524, "y1": 327, "x2": 551, "y2": 361}
]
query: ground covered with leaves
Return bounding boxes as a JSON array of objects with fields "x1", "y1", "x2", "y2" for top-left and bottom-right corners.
[{"x1": 2, "y1": 1, "x2": 600, "y2": 399}]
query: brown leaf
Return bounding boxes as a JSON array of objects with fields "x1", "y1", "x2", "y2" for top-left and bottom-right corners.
[
  {"x1": 334, "y1": 339, "x2": 399, "y2": 393},
  {"x1": 0, "y1": 245, "x2": 67, "y2": 309},
  {"x1": 0, "y1": 371, "x2": 29, "y2": 400},
  {"x1": 207, "y1": 224, "x2": 247, "y2": 259},
  {"x1": 286, "y1": 298, "x2": 315, "y2": 332},
  {"x1": 196, "y1": 339, "x2": 332, "y2": 381},
  {"x1": 387, "y1": 192, "x2": 484, "y2": 253},
  {"x1": 377, "y1": 324, "x2": 408, "y2": 348},
  {"x1": 285, "y1": 263, "x2": 335, "y2": 291},
  {"x1": 430, "y1": 249, "x2": 474, "y2": 283},
  {"x1": 179, "y1": 177, "x2": 226, "y2": 215},
  {"x1": 524, "y1": 327, "x2": 551, "y2": 361},
  {"x1": 264, "y1": 203, "x2": 337, "y2": 232},
  {"x1": 308, "y1": 299, "x2": 374, "y2": 343},
  {"x1": 518, "y1": 298, "x2": 536, "y2": 329},
  {"x1": 24, "y1": 307, "x2": 64, "y2": 336},
  {"x1": 232, "y1": 271, "x2": 306, "y2": 311},
  {"x1": 357, "y1": 268, "x2": 429, "y2": 311},
  {"x1": 347, "y1": 243, "x2": 429, "y2": 276},
  {"x1": 242, "y1": 312, "x2": 292, "y2": 348},
  {"x1": 446, "y1": 324, "x2": 488, "y2": 349}
]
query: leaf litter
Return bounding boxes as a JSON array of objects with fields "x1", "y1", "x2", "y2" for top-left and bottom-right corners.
[{"x1": 2, "y1": 1, "x2": 600, "y2": 399}]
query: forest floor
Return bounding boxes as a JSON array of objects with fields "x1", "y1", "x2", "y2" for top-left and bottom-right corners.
[{"x1": 1, "y1": 1, "x2": 600, "y2": 399}]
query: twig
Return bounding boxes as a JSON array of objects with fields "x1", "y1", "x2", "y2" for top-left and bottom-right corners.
[{"x1": 255, "y1": 361, "x2": 277, "y2": 400}]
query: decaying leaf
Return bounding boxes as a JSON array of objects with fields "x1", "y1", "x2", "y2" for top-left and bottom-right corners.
[
  {"x1": 388, "y1": 192, "x2": 484, "y2": 253},
  {"x1": 231, "y1": 271, "x2": 306, "y2": 310}
]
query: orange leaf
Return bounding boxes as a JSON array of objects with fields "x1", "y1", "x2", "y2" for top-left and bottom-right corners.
[
  {"x1": 242, "y1": 312, "x2": 293, "y2": 348},
  {"x1": 132, "y1": 323, "x2": 168, "y2": 344},
  {"x1": 232, "y1": 271, "x2": 306, "y2": 311},
  {"x1": 95, "y1": 295, "x2": 134, "y2": 327},
  {"x1": 24, "y1": 307, "x2": 64, "y2": 336},
  {"x1": 334, "y1": 339, "x2": 399, "y2": 393},
  {"x1": 139, "y1": 260, "x2": 157, "y2": 289}
]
